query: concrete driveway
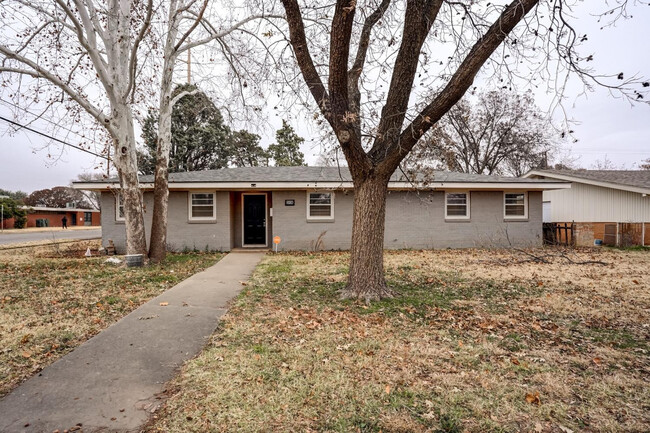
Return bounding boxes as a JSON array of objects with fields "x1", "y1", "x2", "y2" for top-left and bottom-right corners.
[{"x1": 0, "y1": 228, "x2": 101, "y2": 246}]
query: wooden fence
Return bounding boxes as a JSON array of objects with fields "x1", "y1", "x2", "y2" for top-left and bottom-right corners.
[{"x1": 543, "y1": 222, "x2": 575, "y2": 246}]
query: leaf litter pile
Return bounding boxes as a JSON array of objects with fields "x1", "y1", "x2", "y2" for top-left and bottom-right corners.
[
  {"x1": 0, "y1": 240, "x2": 222, "y2": 397},
  {"x1": 147, "y1": 248, "x2": 649, "y2": 433}
]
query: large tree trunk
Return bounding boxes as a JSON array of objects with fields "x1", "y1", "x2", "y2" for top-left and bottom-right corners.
[
  {"x1": 148, "y1": 136, "x2": 170, "y2": 262},
  {"x1": 341, "y1": 173, "x2": 394, "y2": 302},
  {"x1": 113, "y1": 107, "x2": 148, "y2": 256},
  {"x1": 148, "y1": 54, "x2": 176, "y2": 263}
]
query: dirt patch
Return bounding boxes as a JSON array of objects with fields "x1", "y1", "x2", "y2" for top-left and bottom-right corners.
[{"x1": 146, "y1": 247, "x2": 650, "y2": 433}]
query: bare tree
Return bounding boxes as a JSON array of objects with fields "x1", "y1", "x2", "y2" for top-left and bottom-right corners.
[
  {"x1": 0, "y1": 0, "x2": 153, "y2": 255},
  {"x1": 276, "y1": 0, "x2": 649, "y2": 301},
  {"x1": 591, "y1": 155, "x2": 622, "y2": 170},
  {"x1": 641, "y1": 158, "x2": 650, "y2": 170},
  {"x1": 147, "y1": 1, "x2": 283, "y2": 262},
  {"x1": 406, "y1": 91, "x2": 558, "y2": 177}
]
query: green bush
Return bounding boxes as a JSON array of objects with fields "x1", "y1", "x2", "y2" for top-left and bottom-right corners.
[
  {"x1": 13, "y1": 209, "x2": 27, "y2": 229},
  {"x1": 0, "y1": 197, "x2": 27, "y2": 229}
]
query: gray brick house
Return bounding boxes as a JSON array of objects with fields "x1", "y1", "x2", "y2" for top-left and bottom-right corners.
[{"x1": 73, "y1": 166, "x2": 569, "y2": 253}]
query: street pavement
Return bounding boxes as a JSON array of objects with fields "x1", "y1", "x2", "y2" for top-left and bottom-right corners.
[{"x1": 0, "y1": 228, "x2": 101, "y2": 245}]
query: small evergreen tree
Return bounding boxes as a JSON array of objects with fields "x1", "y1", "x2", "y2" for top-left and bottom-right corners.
[
  {"x1": 139, "y1": 84, "x2": 231, "y2": 174},
  {"x1": 267, "y1": 120, "x2": 306, "y2": 166},
  {"x1": 227, "y1": 130, "x2": 269, "y2": 167}
]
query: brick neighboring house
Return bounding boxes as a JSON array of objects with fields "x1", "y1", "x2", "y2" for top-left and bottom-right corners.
[
  {"x1": 74, "y1": 166, "x2": 568, "y2": 254},
  {"x1": 523, "y1": 169, "x2": 650, "y2": 246},
  {"x1": 1, "y1": 206, "x2": 101, "y2": 229}
]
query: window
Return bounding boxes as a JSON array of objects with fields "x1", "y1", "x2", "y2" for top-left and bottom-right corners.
[
  {"x1": 445, "y1": 192, "x2": 470, "y2": 219},
  {"x1": 504, "y1": 192, "x2": 528, "y2": 219},
  {"x1": 307, "y1": 192, "x2": 334, "y2": 220},
  {"x1": 115, "y1": 194, "x2": 125, "y2": 221},
  {"x1": 84, "y1": 212, "x2": 92, "y2": 223},
  {"x1": 189, "y1": 192, "x2": 216, "y2": 220}
]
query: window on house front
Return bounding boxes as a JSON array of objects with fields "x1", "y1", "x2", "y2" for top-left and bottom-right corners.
[
  {"x1": 504, "y1": 192, "x2": 528, "y2": 219},
  {"x1": 116, "y1": 194, "x2": 125, "y2": 221},
  {"x1": 84, "y1": 212, "x2": 92, "y2": 223},
  {"x1": 307, "y1": 192, "x2": 334, "y2": 220},
  {"x1": 189, "y1": 192, "x2": 216, "y2": 220},
  {"x1": 445, "y1": 192, "x2": 470, "y2": 219}
]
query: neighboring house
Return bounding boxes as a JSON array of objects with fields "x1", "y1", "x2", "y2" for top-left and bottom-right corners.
[
  {"x1": 73, "y1": 166, "x2": 568, "y2": 253},
  {"x1": 524, "y1": 169, "x2": 650, "y2": 246},
  {"x1": 23, "y1": 206, "x2": 101, "y2": 228},
  {"x1": 2, "y1": 206, "x2": 101, "y2": 229}
]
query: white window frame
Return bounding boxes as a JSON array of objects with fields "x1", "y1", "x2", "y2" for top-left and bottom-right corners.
[
  {"x1": 115, "y1": 193, "x2": 125, "y2": 221},
  {"x1": 188, "y1": 191, "x2": 217, "y2": 221},
  {"x1": 445, "y1": 191, "x2": 470, "y2": 220},
  {"x1": 504, "y1": 191, "x2": 528, "y2": 220},
  {"x1": 306, "y1": 191, "x2": 335, "y2": 221}
]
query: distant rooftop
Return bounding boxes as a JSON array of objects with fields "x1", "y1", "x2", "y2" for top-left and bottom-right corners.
[{"x1": 526, "y1": 169, "x2": 650, "y2": 192}]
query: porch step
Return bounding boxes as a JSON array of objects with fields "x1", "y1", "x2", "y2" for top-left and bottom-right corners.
[{"x1": 231, "y1": 247, "x2": 271, "y2": 253}]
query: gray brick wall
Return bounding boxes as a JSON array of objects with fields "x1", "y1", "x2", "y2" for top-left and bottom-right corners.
[
  {"x1": 100, "y1": 189, "x2": 542, "y2": 253},
  {"x1": 271, "y1": 190, "x2": 542, "y2": 250},
  {"x1": 100, "y1": 191, "x2": 231, "y2": 253}
]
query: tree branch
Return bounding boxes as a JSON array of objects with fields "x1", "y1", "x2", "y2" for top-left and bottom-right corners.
[
  {"x1": 0, "y1": 55, "x2": 108, "y2": 130},
  {"x1": 369, "y1": 0, "x2": 444, "y2": 169},
  {"x1": 124, "y1": 0, "x2": 154, "y2": 102},
  {"x1": 384, "y1": 0, "x2": 540, "y2": 172},
  {"x1": 280, "y1": 0, "x2": 331, "y2": 121},
  {"x1": 327, "y1": 0, "x2": 356, "y2": 127},
  {"x1": 180, "y1": 14, "x2": 286, "y2": 53},
  {"x1": 174, "y1": 0, "x2": 208, "y2": 52}
]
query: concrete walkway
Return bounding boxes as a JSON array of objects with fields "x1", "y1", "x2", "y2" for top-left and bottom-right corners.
[{"x1": 0, "y1": 251, "x2": 265, "y2": 433}]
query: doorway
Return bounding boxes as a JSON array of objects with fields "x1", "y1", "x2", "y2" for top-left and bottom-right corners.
[{"x1": 242, "y1": 194, "x2": 267, "y2": 246}]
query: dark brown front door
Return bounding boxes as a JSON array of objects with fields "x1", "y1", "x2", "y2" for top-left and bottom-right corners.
[{"x1": 243, "y1": 194, "x2": 266, "y2": 246}]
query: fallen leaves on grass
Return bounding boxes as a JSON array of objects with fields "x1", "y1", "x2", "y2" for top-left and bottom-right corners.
[
  {"x1": 146, "y1": 248, "x2": 650, "y2": 433},
  {"x1": 525, "y1": 391, "x2": 541, "y2": 406},
  {"x1": 0, "y1": 242, "x2": 222, "y2": 397}
]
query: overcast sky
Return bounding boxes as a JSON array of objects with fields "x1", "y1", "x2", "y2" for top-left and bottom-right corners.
[{"x1": 1, "y1": 2, "x2": 649, "y2": 194}]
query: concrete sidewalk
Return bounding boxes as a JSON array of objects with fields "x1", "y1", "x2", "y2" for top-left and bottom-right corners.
[{"x1": 0, "y1": 251, "x2": 265, "y2": 433}]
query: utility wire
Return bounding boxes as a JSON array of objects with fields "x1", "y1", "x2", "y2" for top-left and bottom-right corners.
[
  {"x1": 0, "y1": 98, "x2": 94, "y2": 143},
  {"x1": 0, "y1": 115, "x2": 109, "y2": 160}
]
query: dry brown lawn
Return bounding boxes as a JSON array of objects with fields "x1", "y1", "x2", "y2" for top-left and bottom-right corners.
[
  {"x1": 0, "y1": 240, "x2": 223, "y2": 397},
  {"x1": 147, "y1": 247, "x2": 649, "y2": 433}
]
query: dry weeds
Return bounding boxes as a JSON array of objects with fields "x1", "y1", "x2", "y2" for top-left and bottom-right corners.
[
  {"x1": 146, "y1": 247, "x2": 649, "y2": 433},
  {"x1": 0, "y1": 241, "x2": 222, "y2": 397}
]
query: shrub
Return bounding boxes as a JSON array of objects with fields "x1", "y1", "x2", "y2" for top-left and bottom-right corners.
[{"x1": 0, "y1": 197, "x2": 27, "y2": 229}]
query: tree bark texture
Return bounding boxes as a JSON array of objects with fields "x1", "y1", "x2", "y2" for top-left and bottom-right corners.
[
  {"x1": 148, "y1": 3, "x2": 180, "y2": 263},
  {"x1": 341, "y1": 174, "x2": 393, "y2": 301},
  {"x1": 113, "y1": 107, "x2": 148, "y2": 256}
]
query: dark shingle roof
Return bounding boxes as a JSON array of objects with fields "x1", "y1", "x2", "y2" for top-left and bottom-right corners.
[
  {"x1": 83, "y1": 166, "x2": 562, "y2": 185},
  {"x1": 532, "y1": 169, "x2": 650, "y2": 190}
]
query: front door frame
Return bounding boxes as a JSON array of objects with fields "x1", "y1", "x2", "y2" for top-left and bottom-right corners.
[{"x1": 241, "y1": 192, "x2": 268, "y2": 247}]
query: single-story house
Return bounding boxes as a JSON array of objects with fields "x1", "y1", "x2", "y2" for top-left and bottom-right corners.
[
  {"x1": 523, "y1": 169, "x2": 650, "y2": 246},
  {"x1": 73, "y1": 166, "x2": 569, "y2": 253},
  {"x1": 1, "y1": 206, "x2": 100, "y2": 229}
]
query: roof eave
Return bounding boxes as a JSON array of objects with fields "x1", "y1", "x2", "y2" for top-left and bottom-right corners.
[
  {"x1": 524, "y1": 170, "x2": 650, "y2": 195},
  {"x1": 72, "y1": 180, "x2": 571, "y2": 191}
]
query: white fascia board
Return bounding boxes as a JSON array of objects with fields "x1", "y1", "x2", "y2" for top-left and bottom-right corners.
[
  {"x1": 524, "y1": 170, "x2": 650, "y2": 195},
  {"x1": 73, "y1": 181, "x2": 570, "y2": 191},
  {"x1": 21, "y1": 206, "x2": 100, "y2": 213}
]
